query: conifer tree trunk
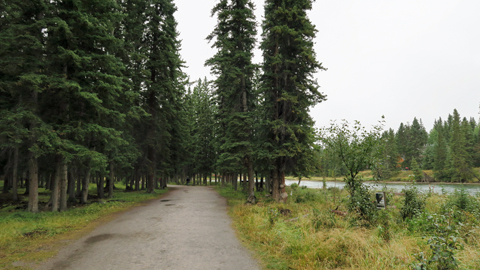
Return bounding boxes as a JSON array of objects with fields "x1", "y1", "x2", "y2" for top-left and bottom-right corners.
[
  {"x1": 12, "y1": 147, "x2": 19, "y2": 201},
  {"x1": 135, "y1": 168, "x2": 140, "y2": 191},
  {"x1": 247, "y1": 159, "x2": 256, "y2": 203},
  {"x1": 51, "y1": 157, "x2": 61, "y2": 212},
  {"x1": 81, "y1": 169, "x2": 91, "y2": 204},
  {"x1": 108, "y1": 162, "x2": 115, "y2": 197},
  {"x1": 27, "y1": 154, "x2": 39, "y2": 213},
  {"x1": 76, "y1": 170, "x2": 82, "y2": 197},
  {"x1": 98, "y1": 172, "x2": 105, "y2": 199},
  {"x1": 272, "y1": 170, "x2": 279, "y2": 200},
  {"x1": 59, "y1": 163, "x2": 68, "y2": 212},
  {"x1": 68, "y1": 169, "x2": 76, "y2": 203}
]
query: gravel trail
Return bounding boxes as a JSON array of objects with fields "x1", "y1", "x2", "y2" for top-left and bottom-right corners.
[{"x1": 38, "y1": 185, "x2": 260, "y2": 270}]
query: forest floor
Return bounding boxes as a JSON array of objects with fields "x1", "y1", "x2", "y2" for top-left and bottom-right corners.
[{"x1": 37, "y1": 185, "x2": 260, "y2": 270}]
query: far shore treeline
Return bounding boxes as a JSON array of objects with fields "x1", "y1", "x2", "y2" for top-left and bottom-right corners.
[{"x1": 1, "y1": 0, "x2": 479, "y2": 213}]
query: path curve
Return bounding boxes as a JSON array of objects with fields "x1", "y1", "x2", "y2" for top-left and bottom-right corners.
[{"x1": 38, "y1": 185, "x2": 260, "y2": 270}]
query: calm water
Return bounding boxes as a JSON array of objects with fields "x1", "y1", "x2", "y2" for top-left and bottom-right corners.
[{"x1": 285, "y1": 179, "x2": 480, "y2": 195}]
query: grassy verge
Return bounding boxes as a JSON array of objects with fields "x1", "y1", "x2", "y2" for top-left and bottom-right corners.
[
  {"x1": 0, "y1": 183, "x2": 168, "y2": 270},
  {"x1": 217, "y1": 185, "x2": 480, "y2": 269}
]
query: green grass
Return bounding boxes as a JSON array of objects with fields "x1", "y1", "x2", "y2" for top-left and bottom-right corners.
[
  {"x1": 217, "y1": 185, "x2": 480, "y2": 270},
  {"x1": 0, "y1": 182, "x2": 168, "y2": 270}
]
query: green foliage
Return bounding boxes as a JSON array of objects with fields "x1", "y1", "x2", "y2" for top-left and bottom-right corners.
[
  {"x1": 443, "y1": 188, "x2": 480, "y2": 217},
  {"x1": 320, "y1": 119, "x2": 384, "y2": 224},
  {"x1": 401, "y1": 184, "x2": 426, "y2": 220},
  {"x1": 347, "y1": 182, "x2": 377, "y2": 224},
  {"x1": 260, "y1": 0, "x2": 326, "y2": 195},
  {"x1": 291, "y1": 187, "x2": 322, "y2": 204},
  {"x1": 411, "y1": 212, "x2": 463, "y2": 270}
]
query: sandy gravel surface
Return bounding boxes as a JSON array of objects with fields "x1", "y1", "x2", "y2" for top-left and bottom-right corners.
[{"x1": 38, "y1": 185, "x2": 260, "y2": 270}]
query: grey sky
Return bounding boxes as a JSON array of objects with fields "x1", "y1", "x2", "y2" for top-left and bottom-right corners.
[{"x1": 175, "y1": 0, "x2": 480, "y2": 132}]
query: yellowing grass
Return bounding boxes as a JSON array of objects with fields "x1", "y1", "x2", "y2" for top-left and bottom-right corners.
[{"x1": 220, "y1": 186, "x2": 480, "y2": 270}]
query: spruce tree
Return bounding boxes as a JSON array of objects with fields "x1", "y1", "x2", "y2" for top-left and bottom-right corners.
[
  {"x1": 449, "y1": 109, "x2": 471, "y2": 182},
  {"x1": 206, "y1": 0, "x2": 258, "y2": 200},
  {"x1": 0, "y1": 0, "x2": 50, "y2": 212},
  {"x1": 261, "y1": 0, "x2": 326, "y2": 201},
  {"x1": 410, "y1": 117, "x2": 428, "y2": 165},
  {"x1": 433, "y1": 119, "x2": 448, "y2": 181},
  {"x1": 143, "y1": 0, "x2": 182, "y2": 192}
]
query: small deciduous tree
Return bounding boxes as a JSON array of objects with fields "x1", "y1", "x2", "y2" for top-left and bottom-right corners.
[{"x1": 320, "y1": 118, "x2": 384, "y2": 221}]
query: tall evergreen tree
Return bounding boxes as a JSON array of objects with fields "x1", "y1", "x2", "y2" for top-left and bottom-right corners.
[
  {"x1": 206, "y1": 0, "x2": 258, "y2": 201},
  {"x1": 433, "y1": 119, "x2": 448, "y2": 181},
  {"x1": 261, "y1": 0, "x2": 326, "y2": 201},
  {"x1": 409, "y1": 117, "x2": 428, "y2": 165},
  {"x1": 143, "y1": 0, "x2": 182, "y2": 193},
  {"x1": 449, "y1": 109, "x2": 472, "y2": 182},
  {"x1": 395, "y1": 123, "x2": 409, "y2": 168},
  {"x1": 0, "y1": 0, "x2": 50, "y2": 212}
]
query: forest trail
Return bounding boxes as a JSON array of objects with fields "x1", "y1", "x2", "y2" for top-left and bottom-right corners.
[{"x1": 38, "y1": 186, "x2": 260, "y2": 270}]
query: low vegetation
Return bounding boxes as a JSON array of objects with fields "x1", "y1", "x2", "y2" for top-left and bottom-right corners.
[
  {"x1": 0, "y1": 182, "x2": 168, "y2": 270},
  {"x1": 218, "y1": 184, "x2": 480, "y2": 270}
]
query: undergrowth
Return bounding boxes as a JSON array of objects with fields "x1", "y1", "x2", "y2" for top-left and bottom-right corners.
[{"x1": 217, "y1": 184, "x2": 480, "y2": 270}]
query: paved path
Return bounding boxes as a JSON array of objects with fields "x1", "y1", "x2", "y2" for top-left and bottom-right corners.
[{"x1": 38, "y1": 186, "x2": 260, "y2": 270}]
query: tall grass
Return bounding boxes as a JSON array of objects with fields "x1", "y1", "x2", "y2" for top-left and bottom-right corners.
[{"x1": 218, "y1": 185, "x2": 480, "y2": 270}]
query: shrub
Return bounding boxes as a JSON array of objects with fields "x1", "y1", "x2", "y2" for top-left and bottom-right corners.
[
  {"x1": 290, "y1": 183, "x2": 299, "y2": 190},
  {"x1": 401, "y1": 185, "x2": 426, "y2": 220},
  {"x1": 411, "y1": 212, "x2": 463, "y2": 270},
  {"x1": 347, "y1": 183, "x2": 377, "y2": 225}
]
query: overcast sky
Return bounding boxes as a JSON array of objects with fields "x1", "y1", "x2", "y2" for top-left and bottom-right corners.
[{"x1": 175, "y1": 0, "x2": 480, "y2": 132}]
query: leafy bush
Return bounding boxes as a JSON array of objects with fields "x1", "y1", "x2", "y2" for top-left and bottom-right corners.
[
  {"x1": 290, "y1": 183, "x2": 299, "y2": 190},
  {"x1": 347, "y1": 183, "x2": 377, "y2": 224},
  {"x1": 401, "y1": 185, "x2": 426, "y2": 220},
  {"x1": 444, "y1": 188, "x2": 480, "y2": 215},
  {"x1": 411, "y1": 212, "x2": 463, "y2": 270}
]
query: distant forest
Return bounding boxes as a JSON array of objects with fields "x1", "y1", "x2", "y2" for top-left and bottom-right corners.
[{"x1": 320, "y1": 109, "x2": 480, "y2": 183}]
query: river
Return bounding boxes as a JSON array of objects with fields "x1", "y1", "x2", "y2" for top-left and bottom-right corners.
[{"x1": 285, "y1": 179, "x2": 480, "y2": 195}]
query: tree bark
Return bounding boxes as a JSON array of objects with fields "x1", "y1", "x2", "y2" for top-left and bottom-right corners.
[
  {"x1": 81, "y1": 169, "x2": 91, "y2": 204},
  {"x1": 51, "y1": 157, "x2": 61, "y2": 212},
  {"x1": 59, "y1": 163, "x2": 68, "y2": 211},
  {"x1": 272, "y1": 169, "x2": 279, "y2": 201},
  {"x1": 246, "y1": 157, "x2": 256, "y2": 204},
  {"x1": 98, "y1": 171, "x2": 104, "y2": 199},
  {"x1": 12, "y1": 147, "x2": 19, "y2": 201},
  {"x1": 68, "y1": 169, "x2": 76, "y2": 203},
  {"x1": 108, "y1": 162, "x2": 114, "y2": 197},
  {"x1": 27, "y1": 153, "x2": 39, "y2": 213},
  {"x1": 279, "y1": 169, "x2": 288, "y2": 203}
]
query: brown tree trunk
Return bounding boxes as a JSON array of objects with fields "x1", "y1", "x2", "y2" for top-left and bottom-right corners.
[
  {"x1": 246, "y1": 157, "x2": 256, "y2": 204},
  {"x1": 147, "y1": 147, "x2": 155, "y2": 193},
  {"x1": 272, "y1": 169, "x2": 279, "y2": 201},
  {"x1": 279, "y1": 170, "x2": 288, "y2": 202},
  {"x1": 12, "y1": 147, "x2": 19, "y2": 201},
  {"x1": 108, "y1": 162, "x2": 114, "y2": 197},
  {"x1": 51, "y1": 157, "x2": 62, "y2": 211},
  {"x1": 98, "y1": 171, "x2": 104, "y2": 199},
  {"x1": 59, "y1": 163, "x2": 68, "y2": 211},
  {"x1": 81, "y1": 169, "x2": 91, "y2": 204},
  {"x1": 233, "y1": 174, "x2": 238, "y2": 190},
  {"x1": 68, "y1": 169, "x2": 76, "y2": 203},
  {"x1": 27, "y1": 153, "x2": 39, "y2": 213},
  {"x1": 76, "y1": 170, "x2": 82, "y2": 197}
]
